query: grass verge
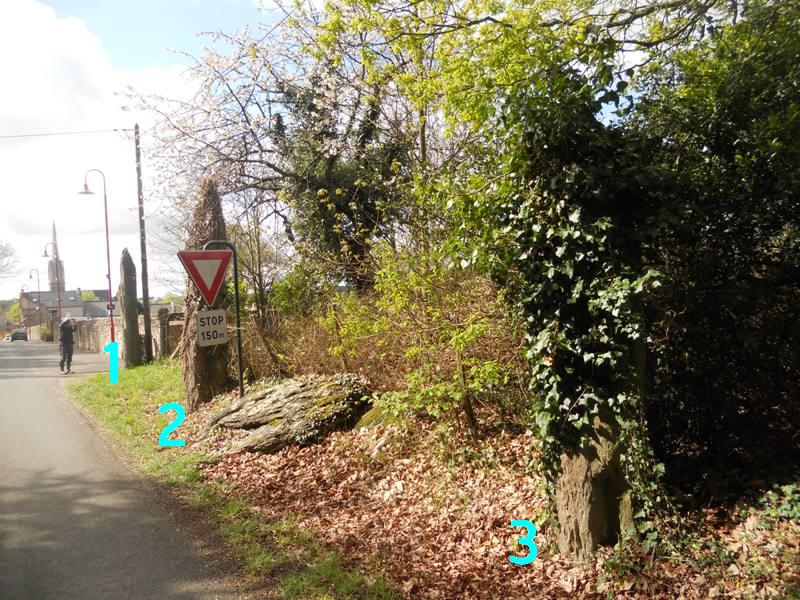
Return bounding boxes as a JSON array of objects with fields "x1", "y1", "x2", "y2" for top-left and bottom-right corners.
[{"x1": 67, "y1": 360, "x2": 399, "y2": 600}]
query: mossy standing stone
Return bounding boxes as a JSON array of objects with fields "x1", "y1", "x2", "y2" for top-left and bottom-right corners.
[
  {"x1": 118, "y1": 248, "x2": 143, "y2": 367},
  {"x1": 180, "y1": 178, "x2": 230, "y2": 409}
]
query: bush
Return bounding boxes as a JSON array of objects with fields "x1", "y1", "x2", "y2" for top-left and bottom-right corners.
[
  {"x1": 318, "y1": 244, "x2": 528, "y2": 429},
  {"x1": 271, "y1": 264, "x2": 326, "y2": 318},
  {"x1": 632, "y1": 0, "x2": 800, "y2": 486}
]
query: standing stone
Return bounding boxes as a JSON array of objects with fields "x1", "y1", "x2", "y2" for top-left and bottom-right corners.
[
  {"x1": 181, "y1": 178, "x2": 230, "y2": 409},
  {"x1": 118, "y1": 248, "x2": 143, "y2": 367},
  {"x1": 157, "y1": 307, "x2": 169, "y2": 358}
]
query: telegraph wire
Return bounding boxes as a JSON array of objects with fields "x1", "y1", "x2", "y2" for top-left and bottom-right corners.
[{"x1": 0, "y1": 128, "x2": 133, "y2": 140}]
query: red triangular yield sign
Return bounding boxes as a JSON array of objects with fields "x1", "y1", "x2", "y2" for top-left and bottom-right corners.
[{"x1": 177, "y1": 249, "x2": 233, "y2": 306}]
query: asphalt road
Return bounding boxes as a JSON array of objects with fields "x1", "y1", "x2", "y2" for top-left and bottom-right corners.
[{"x1": 0, "y1": 340, "x2": 238, "y2": 600}]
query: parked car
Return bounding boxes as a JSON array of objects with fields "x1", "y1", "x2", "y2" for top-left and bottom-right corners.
[
  {"x1": 11, "y1": 329, "x2": 27, "y2": 341},
  {"x1": 3, "y1": 334, "x2": 10, "y2": 342}
]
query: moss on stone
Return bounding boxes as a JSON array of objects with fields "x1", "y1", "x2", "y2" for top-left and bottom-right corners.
[
  {"x1": 309, "y1": 393, "x2": 348, "y2": 420},
  {"x1": 355, "y1": 404, "x2": 385, "y2": 429}
]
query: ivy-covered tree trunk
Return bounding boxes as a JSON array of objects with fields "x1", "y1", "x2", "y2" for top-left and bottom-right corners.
[
  {"x1": 555, "y1": 411, "x2": 634, "y2": 560},
  {"x1": 447, "y1": 39, "x2": 665, "y2": 560},
  {"x1": 181, "y1": 178, "x2": 230, "y2": 409}
]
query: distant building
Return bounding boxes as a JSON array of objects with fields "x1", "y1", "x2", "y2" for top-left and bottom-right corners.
[
  {"x1": 20, "y1": 288, "x2": 112, "y2": 340},
  {"x1": 47, "y1": 222, "x2": 65, "y2": 292},
  {"x1": 17, "y1": 222, "x2": 114, "y2": 339},
  {"x1": 20, "y1": 223, "x2": 176, "y2": 343}
]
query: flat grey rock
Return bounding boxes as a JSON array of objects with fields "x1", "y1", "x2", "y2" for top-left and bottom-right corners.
[{"x1": 202, "y1": 374, "x2": 370, "y2": 454}]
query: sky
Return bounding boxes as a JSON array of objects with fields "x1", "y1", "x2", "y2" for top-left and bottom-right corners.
[{"x1": 0, "y1": 0, "x2": 267, "y2": 301}]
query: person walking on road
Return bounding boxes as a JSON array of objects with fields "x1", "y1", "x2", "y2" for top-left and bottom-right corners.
[{"x1": 59, "y1": 315, "x2": 77, "y2": 374}]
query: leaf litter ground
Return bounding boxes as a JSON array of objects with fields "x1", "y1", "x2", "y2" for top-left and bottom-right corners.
[{"x1": 183, "y1": 392, "x2": 799, "y2": 599}]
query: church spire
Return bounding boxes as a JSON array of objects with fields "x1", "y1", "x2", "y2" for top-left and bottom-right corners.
[{"x1": 48, "y1": 221, "x2": 65, "y2": 292}]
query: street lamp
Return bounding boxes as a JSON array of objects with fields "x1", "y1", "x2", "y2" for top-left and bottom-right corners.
[
  {"x1": 19, "y1": 285, "x2": 29, "y2": 333},
  {"x1": 42, "y1": 242, "x2": 62, "y2": 322},
  {"x1": 79, "y1": 169, "x2": 116, "y2": 342},
  {"x1": 29, "y1": 268, "x2": 42, "y2": 332}
]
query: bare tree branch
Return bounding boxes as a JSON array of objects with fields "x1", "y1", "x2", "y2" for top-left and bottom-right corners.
[{"x1": 0, "y1": 240, "x2": 16, "y2": 278}]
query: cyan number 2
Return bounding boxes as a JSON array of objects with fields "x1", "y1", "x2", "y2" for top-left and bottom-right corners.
[
  {"x1": 509, "y1": 519, "x2": 538, "y2": 565},
  {"x1": 158, "y1": 402, "x2": 186, "y2": 447},
  {"x1": 103, "y1": 341, "x2": 119, "y2": 384}
]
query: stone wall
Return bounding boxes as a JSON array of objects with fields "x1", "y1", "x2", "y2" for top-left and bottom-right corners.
[
  {"x1": 74, "y1": 317, "x2": 117, "y2": 354},
  {"x1": 73, "y1": 315, "x2": 184, "y2": 359},
  {"x1": 163, "y1": 320, "x2": 184, "y2": 355}
]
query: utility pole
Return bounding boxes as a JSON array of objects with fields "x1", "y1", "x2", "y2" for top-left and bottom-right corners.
[{"x1": 135, "y1": 123, "x2": 153, "y2": 362}]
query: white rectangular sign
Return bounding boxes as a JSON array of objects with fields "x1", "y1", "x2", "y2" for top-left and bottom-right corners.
[{"x1": 196, "y1": 309, "x2": 228, "y2": 347}]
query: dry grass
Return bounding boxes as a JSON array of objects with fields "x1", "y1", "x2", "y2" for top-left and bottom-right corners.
[{"x1": 235, "y1": 271, "x2": 529, "y2": 427}]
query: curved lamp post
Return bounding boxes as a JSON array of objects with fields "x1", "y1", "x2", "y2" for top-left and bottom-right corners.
[
  {"x1": 29, "y1": 269, "x2": 42, "y2": 331},
  {"x1": 79, "y1": 169, "x2": 115, "y2": 342},
  {"x1": 42, "y1": 242, "x2": 62, "y2": 322},
  {"x1": 19, "y1": 285, "x2": 29, "y2": 332}
]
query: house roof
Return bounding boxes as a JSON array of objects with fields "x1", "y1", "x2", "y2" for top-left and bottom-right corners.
[
  {"x1": 20, "y1": 290, "x2": 111, "y2": 308},
  {"x1": 83, "y1": 302, "x2": 110, "y2": 318},
  {"x1": 19, "y1": 292, "x2": 172, "y2": 324}
]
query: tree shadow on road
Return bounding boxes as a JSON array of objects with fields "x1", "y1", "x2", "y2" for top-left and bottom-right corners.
[{"x1": 0, "y1": 470, "x2": 240, "y2": 600}]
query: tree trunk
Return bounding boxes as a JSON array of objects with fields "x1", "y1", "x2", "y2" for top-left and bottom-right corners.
[
  {"x1": 118, "y1": 248, "x2": 143, "y2": 368},
  {"x1": 180, "y1": 178, "x2": 230, "y2": 410},
  {"x1": 555, "y1": 410, "x2": 635, "y2": 561},
  {"x1": 454, "y1": 348, "x2": 478, "y2": 438}
]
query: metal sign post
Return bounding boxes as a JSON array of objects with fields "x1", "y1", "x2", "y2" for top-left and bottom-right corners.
[{"x1": 202, "y1": 240, "x2": 244, "y2": 398}]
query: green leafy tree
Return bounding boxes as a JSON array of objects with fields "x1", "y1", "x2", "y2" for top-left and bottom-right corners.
[
  {"x1": 315, "y1": 0, "x2": 732, "y2": 558},
  {"x1": 271, "y1": 263, "x2": 325, "y2": 318},
  {"x1": 154, "y1": 293, "x2": 183, "y2": 305},
  {"x1": 631, "y1": 0, "x2": 800, "y2": 471},
  {"x1": 143, "y1": 0, "x2": 798, "y2": 561},
  {"x1": 7, "y1": 302, "x2": 21, "y2": 324},
  {"x1": 275, "y1": 80, "x2": 413, "y2": 290}
]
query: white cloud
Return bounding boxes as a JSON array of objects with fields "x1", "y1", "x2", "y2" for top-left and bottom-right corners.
[{"x1": 0, "y1": 0, "x2": 194, "y2": 300}]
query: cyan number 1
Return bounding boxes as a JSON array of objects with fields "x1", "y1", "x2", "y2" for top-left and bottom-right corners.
[
  {"x1": 509, "y1": 519, "x2": 538, "y2": 565},
  {"x1": 103, "y1": 341, "x2": 119, "y2": 384},
  {"x1": 158, "y1": 403, "x2": 186, "y2": 447}
]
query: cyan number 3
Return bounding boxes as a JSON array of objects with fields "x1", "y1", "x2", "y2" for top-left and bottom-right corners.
[
  {"x1": 158, "y1": 402, "x2": 186, "y2": 447},
  {"x1": 509, "y1": 519, "x2": 538, "y2": 565}
]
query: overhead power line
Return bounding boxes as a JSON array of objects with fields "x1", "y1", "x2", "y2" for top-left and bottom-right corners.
[{"x1": 0, "y1": 128, "x2": 133, "y2": 140}]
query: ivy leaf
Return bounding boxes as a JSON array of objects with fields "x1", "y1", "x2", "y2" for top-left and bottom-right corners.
[{"x1": 568, "y1": 208, "x2": 581, "y2": 223}]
